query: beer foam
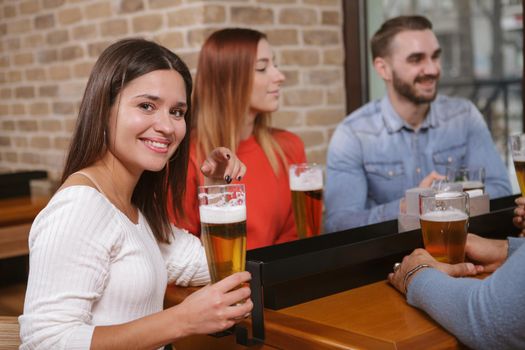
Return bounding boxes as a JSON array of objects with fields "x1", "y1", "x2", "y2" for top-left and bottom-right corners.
[
  {"x1": 289, "y1": 169, "x2": 323, "y2": 191},
  {"x1": 435, "y1": 191, "x2": 464, "y2": 199},
  {"x1": 461, "y1": 181, "x2": 483, "y2": 189},
  {"x1": 513, "y1": 155, "x2": 525, "y2": 162},
  {"x1": 420, "y1": 209, "x2": 468, "y2": 222},
  {"x1": 199, "y1": 205, "x2": 246, "y2": 224}
]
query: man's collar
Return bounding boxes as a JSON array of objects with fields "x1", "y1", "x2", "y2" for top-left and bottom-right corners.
[{"x1": 381, "y1": 95, "x2": 439, "y2": 133}]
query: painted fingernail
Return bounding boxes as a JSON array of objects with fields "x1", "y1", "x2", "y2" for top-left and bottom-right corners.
[
  {"x1": 225, "y1": 175, "x2": 232, "y2": 183},
  {"x1": 226, "y1": 154, "x2": 231, "y2": 160},
  {"x1": 237, "y1": 176, "x2": 242, "y2": 181}
]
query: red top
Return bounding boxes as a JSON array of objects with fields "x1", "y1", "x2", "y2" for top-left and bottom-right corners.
[{"x1": 169, "y1": 129, "x2": 306, "y2": 249}]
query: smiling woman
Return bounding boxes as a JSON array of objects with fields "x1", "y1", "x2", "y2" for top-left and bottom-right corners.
[
  {"x1": 169, "y1": 28, "x2": 307, "y2": 250},
  {"x1": 18, "y1": 38, "x2": 252, "y2": 350}
]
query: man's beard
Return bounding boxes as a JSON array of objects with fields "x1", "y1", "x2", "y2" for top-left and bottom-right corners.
[{"x1": 392, "y1": 71, "x2": 439, "y2": 104}]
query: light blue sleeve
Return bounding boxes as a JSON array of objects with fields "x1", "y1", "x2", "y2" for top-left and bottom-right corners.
[
  {"x1": 464, "y1": 102, "x2": 512, "y2": 198},
  {"x1": 407, "y1": 241, "x2": 525, "y2": 350},
  {"x1": 508, "y1": 236, "x2": 525, "y2": 256},
  {"x1": 325, "y1": 121, "x2": 400, "y2": 233}
]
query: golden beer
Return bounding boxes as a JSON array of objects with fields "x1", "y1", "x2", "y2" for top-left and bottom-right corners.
[
  {"x1": 289, "y1": 163, "x2": 324, "y2": 239},
  {"x1": 198, "y1": 184, "x2": 246, "y2": 284},
  {"x1": 201, "y1": 221, "x2": 246, "y2": 282},
  {"x1": 420, "y1": 210, "x2": 468, "y2": 264},
  {"x1": 291, "y1": 189, "x2": 323, "y2": 238},
  {"x1": 513, "y1": 160, "x2": 525, "y2": 196}
]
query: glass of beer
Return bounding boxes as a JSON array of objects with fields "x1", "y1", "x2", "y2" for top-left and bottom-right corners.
[
  {"x1": 511, "y1": 134, "x2": 525, "y2": 195},
  {"x1": 198, "y1": 184, "x2": 246, "y2": 283},
  {"x1": 289, "y1": 163, "x2": 323, "y2": 238},
  {"x1": 419, "y1": 191, "x2": 469, "y2": 264},
  {"x1": 445, "y1": 167, "x2": 485, "y2": 193}
]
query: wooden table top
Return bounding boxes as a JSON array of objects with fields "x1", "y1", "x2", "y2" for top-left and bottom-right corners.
[
  {"x1": 166, "y1": 279, "x2": 465, "y2": 350},
  {"x1": 277, "y1": 280, "x2": 462, "y2": 349},
  {"x1": 0, "y1": 196, "x2": 50, "y2": 227}
]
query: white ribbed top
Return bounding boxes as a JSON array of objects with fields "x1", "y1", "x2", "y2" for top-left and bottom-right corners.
[{"x1": 19, "y1": 186, "x2": 210, "y2": 349}]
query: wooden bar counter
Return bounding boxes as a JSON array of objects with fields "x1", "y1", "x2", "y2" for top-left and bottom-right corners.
[{"x1": 166, "y1": 279, "x2": 464, "y2": 350}]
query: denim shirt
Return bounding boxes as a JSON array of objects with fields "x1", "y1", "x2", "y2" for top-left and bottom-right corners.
[{"x1": 325, "y1": 95, "x2": 512, "y2": 232}]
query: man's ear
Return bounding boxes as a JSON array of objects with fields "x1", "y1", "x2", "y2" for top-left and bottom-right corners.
[{"x1": 373, "y1": 56, "x2": 392, "y2": 81}]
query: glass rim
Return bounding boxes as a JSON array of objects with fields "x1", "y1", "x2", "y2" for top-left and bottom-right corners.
[
  {"x1": 419, "y1": 190, "x2": 468, "y2": 200},
  {"x1": 197, "y1": 183, "x2": 245, "y2": 191}
]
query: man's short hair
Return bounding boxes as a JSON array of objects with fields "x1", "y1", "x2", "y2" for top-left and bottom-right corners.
[{"x1": 370, "y1": 15, "x2": 433, "y2": 59}]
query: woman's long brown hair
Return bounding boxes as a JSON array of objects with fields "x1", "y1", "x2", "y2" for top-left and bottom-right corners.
[
  {"x1": 61, "y1": 38, "x2": 192, "y2": 243},
  {"x1": 193, "y1": 28, "x2": 286, "y2": 174}
]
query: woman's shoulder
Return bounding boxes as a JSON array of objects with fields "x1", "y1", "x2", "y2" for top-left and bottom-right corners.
[
  {"x1": 30, "y1": 185, "x2": 124, "y2": 248},
  {"x1": 36, "y1": 186, "x2": 116, "y2": 229}
]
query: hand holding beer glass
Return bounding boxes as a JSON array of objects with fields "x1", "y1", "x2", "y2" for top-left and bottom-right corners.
[
  {"x1": 198, "y1": 184, "x2": 247, "y2": 285},
  {"x1": 419, "y1": 191, "x2": 469, "y2": 264},
  {"x1": 289, "y1": 163, "x2": 324, "y2": 238},
  {"x1": 511, "y1": 134, "x2": 525, "y2": 196}
]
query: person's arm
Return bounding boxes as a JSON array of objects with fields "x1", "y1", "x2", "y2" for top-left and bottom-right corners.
[
  {"x1": 171, "y1": 147, "x2": 246, "y2": 237},
  {"x1": 159, "y1": 226, "x2": 210, "y2": 286},
  {"x1": 91, "y1": 272, "x2": 252, "y2": 350},
  {"x1": 508, "y1": 236, "x2": 525, "y2": 255},
  {"x1": 407, "y1": 243, "x2": 525, "y2": 350},
  {"x1": 19, "y1": 188, "x2": 115, "y2": 348},
  {"x1": 325, "y1": 124, "x2": 400, "y2": 232},
  {"x1": 464, "y1": 102, "x2": 512, "y2": 198}
]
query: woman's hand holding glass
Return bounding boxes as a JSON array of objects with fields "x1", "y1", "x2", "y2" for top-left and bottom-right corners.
[
  {"x1": 200, "y1": 147, "x2": 247, "y2": 186},
  {"x1": 171, "y1": 271, "x2": 253, "y2": 337},
  {"x1": 464, "y1": 233, "x2": 509, "y2": 273},
  {"x1": 388, "y1": 233, "x2": 511, "y2": 296},
  {"x1": 388, "y1": 247, "x2": 481, "y2": 296}
]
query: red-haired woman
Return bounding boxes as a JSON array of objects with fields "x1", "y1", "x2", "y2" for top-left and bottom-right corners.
[{"x1": 169, "y1": 28, "x2": 306, "y2": 249}]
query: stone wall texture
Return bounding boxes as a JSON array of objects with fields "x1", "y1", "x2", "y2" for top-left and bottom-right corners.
[{"x1": 0, "y1": 0, "x2": 346, "y2": 180}]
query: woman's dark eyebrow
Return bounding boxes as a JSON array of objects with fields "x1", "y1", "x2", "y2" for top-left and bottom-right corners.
[{"x1": 133, "y1": 94, "x2": 187, "y2": 108}]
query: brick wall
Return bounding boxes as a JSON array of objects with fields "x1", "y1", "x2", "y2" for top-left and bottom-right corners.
[{"x1": 0, "y1": 0, "x2": 346, "y2": 181}]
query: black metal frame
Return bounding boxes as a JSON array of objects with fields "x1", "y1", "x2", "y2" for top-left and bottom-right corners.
[
  {"x1": 233, "y1": 195, "x2": 519, "y2": 345},
  {"x1": 246, "y1": 195, "x2": 519, "y2": 310},
  {"x1": 234, "y1": 260, "x2": 265, "y2": 346}
]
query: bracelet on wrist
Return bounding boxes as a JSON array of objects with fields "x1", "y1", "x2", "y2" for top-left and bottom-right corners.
[{"x1": 403, "y1": 264, "x2": 431, "y2": 294}]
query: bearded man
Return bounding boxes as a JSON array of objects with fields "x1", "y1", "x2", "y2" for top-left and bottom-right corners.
[{"x1": 325, "y1": 15, "x2": 511, "y2": 232}]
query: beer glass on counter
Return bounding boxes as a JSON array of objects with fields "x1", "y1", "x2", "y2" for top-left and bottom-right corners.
[
  {"x1": 419, "y1": 191, "x2": 469, "y2": 264},
  {"x1": 511, "y1": 134, "x2": 525, "y2": 196},
  {"x1": 198, "y1": 184, "x2": 246, "y2": 283},
  {"x1": 445, "y1": 167, "x2": 485, "y2": 193},
  {"x1": 289, "y1": 163, "x2": 323, "y2": 238}
]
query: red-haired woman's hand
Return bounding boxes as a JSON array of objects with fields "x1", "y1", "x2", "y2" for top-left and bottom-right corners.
[{"x1": 201, "y1": 147, "x2": 246, "y2": 186}]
